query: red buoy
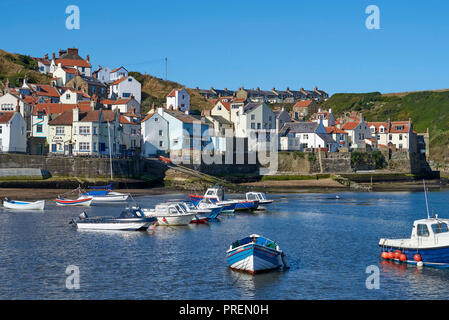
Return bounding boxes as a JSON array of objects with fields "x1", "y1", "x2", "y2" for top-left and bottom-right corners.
[
  {"x1": 382, "y1": 252, "x2": 389, "y2": 259},
  {"x1": 388, "y1": 252, "x2": 395, "y2": 259},
  {"x1": 394, "y1": 250, "x2": 402, "y2": 259},
  {"x1": 400, "y1": 254, "x2": 407, "y2": 262},
  {"x1": 414, "y1": 254, "x2": 422, "y2": 262}
]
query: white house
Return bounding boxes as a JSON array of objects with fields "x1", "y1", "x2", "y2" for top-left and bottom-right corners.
[
  {"x1": 0, "y1": 92, "x2": 32, "y2": 132},
  {"x1": 109, "y1": 67, "x2": 128, "y2": 82},
  {"x1": 48, "y1": 108, "x2": 121, "y2": 157},
  {"x1": 234, "y1": 102, "x2": 276, "y2": 138},
  {"x1": 141, "y1": 109, "x2": 169, "y2": 156},
  {"x1": 368, "y1": 120, "x2": 414, "y2": 151},
  {"x1": 166, "y1": 88, "x2": 190, "y2": 113},
  {"x1": 279, "y1": 121, "x2": 338, "y2": 152},
  {"x1": 93, "y1": 66, "x2": 112, "y2": 83},
  {"x1": 109, "y1": 76, "x2": 141, "y2": 104},
  {"x1": 49, "y1": 48, "x2": 92, "y2": 77},
  {"x1": 0, "y1": 112, "x2": 26, "y2": 153},
  {"x1": 339, "y1": 120, "x2": 372, "y2": 149},
  {"x1": 312, "y1": 109, "x2": 336, "y2": 127},
  {"x1": 52, "y1": 64, "x2": 77, "y2": 86},
  {"x1": 59, "y1": 89, "x2": 90, "y2": 104},
  {"x1": 325, "y1": 126, "x2": 349, "y2": 148},
  {"x1": 101, "y1": 97, "x2": 141, "y2": 114}
]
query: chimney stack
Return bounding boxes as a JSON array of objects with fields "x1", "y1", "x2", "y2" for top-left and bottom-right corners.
[
  {"x1": 73, "y1": 107, "x2": 79, "y2": 122},
  {"x1": 44, "y1": 54, "x2": 48, "y2": 60},
  {"x1": 86, "y1": 55, "x2": 90, "y2": 63},
  {"x1": 52, "y1": 52, "x2": 55, "y2": 60}
]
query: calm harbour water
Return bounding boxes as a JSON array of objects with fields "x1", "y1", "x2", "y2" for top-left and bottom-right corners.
[{"x1": 1, "y1": 190, "x2": 449, "y2": 299}]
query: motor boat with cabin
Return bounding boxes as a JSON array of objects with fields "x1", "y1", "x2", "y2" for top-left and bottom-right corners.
[
  {"x1": 142, "y1": 202, "x2": 196, "y2": 226},
  {"x1": 3, "y1": 197, "x2": 45, "y2": 210},
  {"x1": 245, "y1": 192, "x2": 273, "y2": 205},
  {"x1": 190, "y1": 186, "x2": 259, "y2": 211},
  {"x1": 379, "y1": 180, "x2": 449, "y2": 268},
  {"x1": 226, "y1": 234, "x2": 290, "y2": 274},
  {"x1": 69, "y1": 207, "x2": 156, "y2": 231}
]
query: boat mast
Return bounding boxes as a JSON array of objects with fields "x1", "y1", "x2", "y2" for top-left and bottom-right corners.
[
  {"x1": 423, "y1": 179, "x2": 430, "y2": 219},
  {"x1": 107, "y1": 121, "x2": 113, "y2": 182}
]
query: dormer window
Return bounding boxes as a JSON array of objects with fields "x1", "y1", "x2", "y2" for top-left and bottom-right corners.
[
  {"x1": 370, "y1": 127, "x2": 375, "y2": 133},
  {"x1": 380, "y1": 127, "x2": 385, "y2": 133}
]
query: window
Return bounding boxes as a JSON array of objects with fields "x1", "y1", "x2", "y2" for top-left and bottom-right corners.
[
  {"x1": 66, "y1": 94, "x2": 70, "y2": 100},
  {"x1": 218, "y1": 106, "x2": 222, "y2": 111},
  {"x1": 159, "y1": 130, "x2": 163, "y2": 136},
  {"x1": 56, "y1": 127, "x2": 64, "y2": 135},
  {"x1": 128, "y1": 78, "x2": 132, "y2": 82},
  {"x1": 370, "y1": 127, "x2": 375, "y2": 133},
  {"x1": 93, "y1": 143, "x2": 97, "y2": 152},
  {"x1": 154, "y1": 117, "x2": 158, "y2": 122},
  {"x1": 377, "y1": 135, "x2": 380, "y2": 140},
  {"x1": 257, "y1": 123, "x2": 261, "y2": 129},
  {"x1": 79, "y1": 142, "x2": 90, "y2": 152},
  {"x1": 389, "y1": 134, "x2": 392, "y2": 140},
  {"x1": 93, "y1": 127, "x2": 97, "y2": 135},
  {"x1": 122, "y1": 92, "x2": 131, "y2": 98},
  {"x1": 159, "y1": 141, "x2": 163, "y2": 147},
  {"x1": 399, "y1": 134, "x2": 403, "y2": 140},
  {"x1": 432, "y1": 223, "x2": 449, "y2": 234},
  {"x1": 0, "y1": 126, "x2": 2, "y2": 134},
  {"x1": 37, "y1": 124, "x2": 43, "y2": 133},
  {"x1": 251, "y1": 115, "x2": 255, "y2": 120},
  {"x1": 303, "y1": 134, "x2": 308, "y2": 139},
  {"x1": 251, "y1": 123, "x2": 255, "y2": 129},
  {"x1": 417, "y1": 224, "x2": 429, "y2": 237},
  {"x1": 37, "y1": 112, "x2": 44, "y2": 119},
  {"x1": 380, "y1": 127, "x2": 385, "y2": 133},
  {"x1": 79, "y1": 126, "x2": 90, "y2": 135},
  {"x1": 399, "y1": 144, "x2": 403, "y2": 149},
  {"x1": 51, "y1": 144, "x2": 57, "y2": 152}
]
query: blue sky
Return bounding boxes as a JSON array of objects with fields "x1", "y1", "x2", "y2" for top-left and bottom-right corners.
[{"x1": 1, "y1": 0, "x2": 448, "y2": 95}]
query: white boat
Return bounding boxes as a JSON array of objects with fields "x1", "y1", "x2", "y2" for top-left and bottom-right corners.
[
  {"x1": 3, "y1": 198, "x2": 45, "y2": 210},
  {"x1": 81, "y1": 191, "x2": 129, "y2": 203},
  {"x1": 56, "y1": 196, "x2": 93, "y2": 206},
  {"x1": 190, "y1": 186, "x2": 259, "y2": 211},
  {"x1": 246, "y1": 192, "x2": 274, "y2": 205},
  {"x1": 142, "y1": 202, "x2": 196, "y2": 226},
  {"x1": 226, "y1": 234, "x2": 289, "y2": 274},
  {"x1": 70, "y1": 207, "x2": 156, "y2": 231},
  {"x1": 379, "y1": 180, "x2": 449, "y2": 268}
]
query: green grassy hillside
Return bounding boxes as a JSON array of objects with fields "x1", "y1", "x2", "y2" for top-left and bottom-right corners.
[
  {"x1": 321, "y1": 91, "x2": 449, "y2": 162},
  {"x1": 0, "y1": 49, "x2": 50, "y2": 88}
]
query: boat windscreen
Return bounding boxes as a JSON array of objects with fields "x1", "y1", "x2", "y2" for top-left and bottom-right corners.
[{"x1": 119, "y1": 209, "x2": 140, "y2": 218}]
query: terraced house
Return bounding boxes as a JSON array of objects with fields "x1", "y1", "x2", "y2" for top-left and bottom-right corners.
[{"x1": 47, "y1": 108, "x2": 121, "y2": 157}]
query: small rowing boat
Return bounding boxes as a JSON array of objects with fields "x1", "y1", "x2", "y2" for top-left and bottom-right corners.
[
  {"x1": 3, "y1": 198, "x2": 45, "y2": 210},
  {"x1": 226, "y1": 234, "x2": 289, "y2": 274},
  {"x1": 56, "y1": 197, "x2": 93, "y2": 206}
]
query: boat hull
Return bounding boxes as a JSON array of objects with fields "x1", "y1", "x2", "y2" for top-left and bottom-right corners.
[
  {"x1": 226, "y1": 243, "x2": 283, "y2": 274},
  {"x1": 155, "y1": 214, "x2": 194, "y2": 226},
  {"x1": 56, "y1": 198, "x2": 92, "y2": 206},
  {"x1": 83, "y1": 192, "x2": 129, "y2": 203},
  {"x1": 74, "y1": 218, "x2": 154, "y2": 231},
  {"x1": 379, "y1": 244, "x2": 449, "y2": 268},
  {"x1": 3, "y1": 200, "x2": 45, "y2": 210}
]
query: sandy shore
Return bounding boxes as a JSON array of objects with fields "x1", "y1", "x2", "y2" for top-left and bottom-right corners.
[{"x1": 0, "y1": 187, "x2": 185, "y2": 201}]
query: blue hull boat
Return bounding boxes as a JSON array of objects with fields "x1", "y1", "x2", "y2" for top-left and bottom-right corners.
[{"x1": 226, "y1": 234, "x2": 289, "y2": 274}]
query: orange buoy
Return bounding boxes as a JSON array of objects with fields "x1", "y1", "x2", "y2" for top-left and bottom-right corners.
[
  {"x1": 414, "y1": 254, "x2": 422, "y2": 262},
  {"x1": 382, "y1": 252, "x2": 389, "y2": 259},
  {"x1": 394, "y1": 250, "x2": 402, "y2": 259},
  {"x1": 400, "y1": 254, "x2": 407, "y2": 262},
  {"x1": 388, "y1": 252, "x2": 395, "y2": 259}
]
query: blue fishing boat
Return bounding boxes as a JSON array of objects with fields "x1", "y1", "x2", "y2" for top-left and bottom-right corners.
[
  {"x1": 379, "y1": 180, "x2": 449, "y2": 268},
  {"x1": 226, "y1": 234, "x2": 289, "y2": 274},
  {"x1": 189, "y1": 186, "x2": 259, "y2": 212}
]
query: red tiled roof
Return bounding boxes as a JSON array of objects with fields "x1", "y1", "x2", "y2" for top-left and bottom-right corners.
[
  {"x1": 33, "y1": 103, "x2": 92, "y2": 116},
  {"x1": 293, "y1": 100, "x2": 313, "y2": 108},
  {"x1": 325, "y1": 126, "x2": 348, "y2": 134},
  {"x1": 119, "y1": 115, "x2": 135, "y2": 125},
  {"x1": 110, "y1": 77, "x2": 128, "y2": 86},
  {"x1": 55, "y1": 58, "x2": 91, "y2": 68},
  {"x1": 32, "y1": 84, "x2": 61, "y2": 98},
  {"x1": 100, "y1": 97, "x2": 132, "y2": 105},
  {"x1": 342, "y1": 122, "x2": 360, "y2": 130},
  {"x1": 367, "y1": 122, "x2": 388, "y2": 133},
  {"x1": 63, "y1": 67, "x2": 77, "y2": 74},
  {"x1": 390, "y1": 122, "x2": 410, "y2": 133},
  {"x1": 0, "y1": 112, "x2": 16, "y2": 123}
]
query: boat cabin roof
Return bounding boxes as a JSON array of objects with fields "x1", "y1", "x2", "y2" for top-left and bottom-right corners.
[{"x1": 119, "y1": 208, "x2": 145, "y2": 218}]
